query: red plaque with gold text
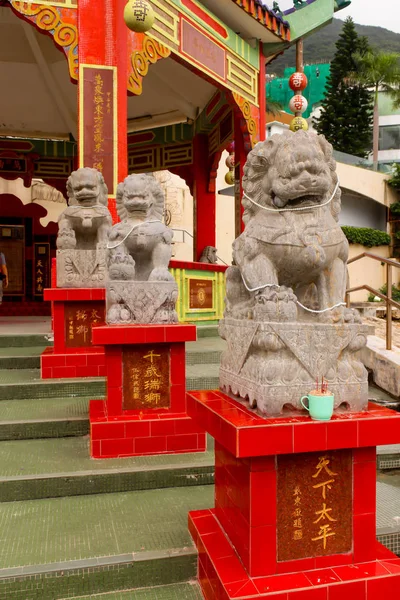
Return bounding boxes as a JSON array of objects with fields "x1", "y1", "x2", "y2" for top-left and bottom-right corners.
[
  {"x1": 123, "y1": 345, "x2": 170, "y2": 410},
  {"x1": 64, "y1": 301, "x2": 105, "y2": 348},
  {"x1": 277, "y1": 450, "x2": 352, "y2": 561},
  {"x1": 181, "y1": 19, "x2": 225, "y2": 80},
  {"x1": 189, "y1": 279, "x2": 213, "y2": 310},
  {"x1": 80, "y1": 65, "x2": 116, "y2": 195}
]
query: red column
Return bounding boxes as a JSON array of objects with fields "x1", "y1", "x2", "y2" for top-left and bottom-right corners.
[
  {"x1": 259, "y1": 42, "x2": 266, "y2": 142},
  {"x1": 78, "y1": 0, "x2": 128, "y2": 221},
  {"x1": 193, "y1": 134, "x2": 216, "y2": 261},
  {"x1": 234, "y1": 118, "x2": 246, "y2": 236}
]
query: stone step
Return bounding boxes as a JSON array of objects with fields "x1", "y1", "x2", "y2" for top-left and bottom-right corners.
[
  {"x1": 0, "y1": 338, "x2": 225, "y2": 371},
  {"x1": 0, "y1": 364, "x2": 220, "y2": 401},
  {"x1": 0, "y1": 333, "x2": 52, "y2": 348},
  {"x1": 195, "y1": 325, "x2": 218, "y2": 338},
  {"x1": 0, "y1": 369, "x2": 105, "y2": 401},
  {"x1": 0, "y1": 485, "x2": 213, "y2": 600},
  {"x1": 0, "y1": 396, "x2": 90, "y2": 440},
  {"x1": 61, "y1": 582, "x2": 203, "y2": 600},
  {"x1": 377, "y1": 445, "x2": 400, "y2": 470},
  {"x1": 0, "y1": 346, "x2": 47, "y2": 370},
  {"x1": 0, "y1": 436, "x2": 214, "y2": 501}
]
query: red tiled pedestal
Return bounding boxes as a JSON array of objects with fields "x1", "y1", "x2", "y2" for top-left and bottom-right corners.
[
  {"x1": 41, "y1": 288, "x2": 106, "y2": 379},
  {"x1": 89, "y1": 324, "x2": 206, "y2": 458},
  {"x1": 187, "y1": 390, "x2": 400, "y2": 600}
]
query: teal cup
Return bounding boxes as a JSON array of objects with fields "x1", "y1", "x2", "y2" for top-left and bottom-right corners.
[{"x1": 300, "y1": 393, "x2": 334, "y2": 421}]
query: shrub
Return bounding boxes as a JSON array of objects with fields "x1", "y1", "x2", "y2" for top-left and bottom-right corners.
[
  {"x1": 368, "y1": 283, "x2": 400, "y2": 303},
  {"x1": 341, "y1": 226, "x2": 391, "y2": 247},
  {"x1": 390, "y1": 202, "x2": 400, "y2": 215},
  {"x1": 388, "y1": 164, "x2": 400, "y2": 191}
]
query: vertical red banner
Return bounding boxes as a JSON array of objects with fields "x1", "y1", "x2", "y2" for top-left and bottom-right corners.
[{"x1": 79, "y1": 65, "x2": 117, "y2": 196}]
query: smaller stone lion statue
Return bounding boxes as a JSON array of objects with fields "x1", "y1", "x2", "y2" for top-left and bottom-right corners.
[
  {"x1": 199, "y1": 246, "x2": 218, "y2": 264},
  {"x1": 57, "y1": 168, "x2": 111, "y2": 251},
  {"x1": 56, "y1": 168, "x2": 112, "y2": 288},
  {"x1": 106, "y1": 174, "x2": 178, "y2": 324},
  {"x1": 107, "y1": 173, "x2": 175, "y2": 282}
]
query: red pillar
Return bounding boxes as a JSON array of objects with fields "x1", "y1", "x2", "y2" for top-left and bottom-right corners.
[
  {"x1": 193, "y1": 134, "x2": 216, "y2": 261},
  {"x1": 259, "y1": 42, "x2": 267, "y2": 142},
  {"x1": 78, "y1": 0, "x2": 128, "y2": 221},
  {"x1": 234, "y1": 118, "x2": 246, "y2": 236}
]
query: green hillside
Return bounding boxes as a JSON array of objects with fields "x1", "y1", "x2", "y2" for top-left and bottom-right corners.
[{"x1": 270, "y1": 18, "x2": 400, "y2": 75}]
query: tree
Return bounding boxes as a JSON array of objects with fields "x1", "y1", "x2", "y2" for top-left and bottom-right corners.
[
  {"x1": 353, "y1": 50, "x2": 400, "y2": 167},
  {"x1": 314, "y1": 17, "x2": 373, "y2": 158},
  {"x1": 266, "y1": 98, "x2": 283, "y2": 117}
]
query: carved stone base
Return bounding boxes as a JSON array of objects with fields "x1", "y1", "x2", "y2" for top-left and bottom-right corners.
[
  {"x1": 106, "y1": 280, "x2": 179, "y2": 324},
  {"x1": 57, "y1": 249, "x2": 107, "y2": 288},
  {"x1": 219, "y1": 318, "x2": 370, "y2": 416}
]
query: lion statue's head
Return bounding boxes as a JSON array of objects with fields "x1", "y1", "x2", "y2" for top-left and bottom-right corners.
[
  {"x1": 66, "y1": 168, "x2": 108, "y2": 207},
  {"x1": 242, "y1": 131, "x2": 340, "y2": 225},
  {"x1": 116, "y1": 174, "x2": 164, "y2": 221}
]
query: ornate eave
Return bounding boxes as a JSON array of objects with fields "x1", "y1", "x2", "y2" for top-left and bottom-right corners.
[{"x1": 231, "y1": 0, "x2": 290, "y2": 41}]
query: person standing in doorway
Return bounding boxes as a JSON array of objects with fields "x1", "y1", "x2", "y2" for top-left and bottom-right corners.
[{"x1": 0, "y1": 251, "x2": 8, "y2": 304}]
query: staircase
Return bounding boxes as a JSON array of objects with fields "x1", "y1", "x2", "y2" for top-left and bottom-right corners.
[{"x1": 0, "y1": 326, "x2": 223, "y2": 600}]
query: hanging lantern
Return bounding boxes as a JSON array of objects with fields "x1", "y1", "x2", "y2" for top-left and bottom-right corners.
[
  {"x1": 124, "y1": 0, "x2": 155, "y2": 33},
  {"x1": 289, "y1": 72, "x2": 308, "y2": 92},
  {"x1": 225, "y1": 155, "x2": 235, "y2": 169},
  {"x1": 289, "y1": 117, "x2": 308, "y2": 132},
  {"x1": 289, "y1": 94, "x2": 308, "y2": 115},
  {"x1": 225, "y1": 171, "x2": 235, "y2": 185}
]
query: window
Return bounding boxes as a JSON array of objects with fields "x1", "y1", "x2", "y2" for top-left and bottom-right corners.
[{"x1": 379, "y1": 125, "x2": 400, "y2": 151}]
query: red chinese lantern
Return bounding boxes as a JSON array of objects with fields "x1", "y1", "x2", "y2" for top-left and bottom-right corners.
[
  {"x1": 289, "y1": 72, "x2": 308, "y2": 92},
  {"x1": 289, "y1": 94, "x2": 308, "y2": 115}
]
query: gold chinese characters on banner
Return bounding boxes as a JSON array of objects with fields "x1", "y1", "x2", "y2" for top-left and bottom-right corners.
[
  {"x1": 33, "y1": 243, "x2": 50, "y2": 296},
  {"x1": 123, "y1": 345, "x2": 170, "y2": 410},
  {"x1": 64, "y1": 302, "x2": 105, "y2": 348},
  {"x1": 81, "y1": 65, "x2": 116, "y2": 195},
  {"x1": 277, "y1": 450, "x2": 352, "y2": 561}
]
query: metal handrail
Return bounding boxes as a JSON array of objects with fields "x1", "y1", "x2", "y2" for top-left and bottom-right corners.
[
  {"x1": 346, "y1": 252, "x2": 400, "y2": 350},
  {"x1": 170, "y1": 228, "x2": 229, "y2": 266}
]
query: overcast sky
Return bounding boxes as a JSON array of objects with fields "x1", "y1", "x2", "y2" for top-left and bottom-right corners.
[{"x1": 265, "y1": 0, "x2": 400, "y2": 34}]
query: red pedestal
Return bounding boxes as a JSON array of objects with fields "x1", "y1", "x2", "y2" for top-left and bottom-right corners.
[
  {"x1": 187, "y1": 390, "x2": 400, "y2": 599},
  {"x1": 41, "y1": 288, "x2": 106, "y2": 379},
  {"x1": 89, "y1": 324, "x2": 206, "y2": 458}
]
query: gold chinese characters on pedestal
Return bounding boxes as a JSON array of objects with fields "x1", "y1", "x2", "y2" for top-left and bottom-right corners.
[{"x1": 123, "y1": 345, "x2": 170, "y2": 410}]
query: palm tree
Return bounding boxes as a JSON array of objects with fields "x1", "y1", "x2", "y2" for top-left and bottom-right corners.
[
  {"x1": 354, "y1": 50, "x2": 400, "y2": 167},
  {"x1": 266, "y1": 98, "x2": 284, "y2": 117}
]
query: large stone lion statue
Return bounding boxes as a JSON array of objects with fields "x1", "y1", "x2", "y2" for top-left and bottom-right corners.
[
  {"x1": 226, "y1": 130, "x2": 352, "y2": 323},
  {"x1": 106, "y1": 174, "x2": 178, "y2": 324},
  {"x1": 219, "y1": 131, "x2": 368, "y2": 415}
]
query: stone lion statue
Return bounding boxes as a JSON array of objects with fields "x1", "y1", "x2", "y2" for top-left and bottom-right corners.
[
  {"x1": 199, "y1": 246, "x2": 218, "y2": 264},
  {"x1": 219, "y1": 131, "x2": 368, "y2": 415},
  {"x1": 56, "y1": 168, "x2": 112, "y2": 287},
  {"x1": 226, "y1": 130, "x2": 350, "y2": 323},
  {"x1": 106, "y1": 174, "x2": 178, "y2": 324},
  {"x1": 57, "y1": 168, "x2": 111, "y2": 251}
]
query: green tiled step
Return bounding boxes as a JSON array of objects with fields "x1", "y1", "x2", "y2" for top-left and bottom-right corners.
[
  {"x1": 0, "y1": 364, "x2": 219, "y2": 400},
  {"x1": 63, "y1": 582, "x2": 203, "y2": 600},
  {"x1": 0, "y1": 338, "x2": 225, "y2": 370},
  {"x1": 0, "y1": 397, "x2": 90, "y2": 440},
  {"x1": 186, "y1": 338, "x2": 225, "y2": 366},
  {"x1": 0, "y1": 485, "x2": 213, "y2": 600},
  {"x1": 0, "y1": 436, "x2": 214, "y2": 501},
  {"x1": 195, "y1": 325, "x2": 218, "y2": 338},
  {"x1": 0, "y1": 346, "x2": 47, "y2": 370},
  {"x1": 0, "y1": 334, "x2": 52, "y2": 348},
  {"x1": 0, "y1": 370, "x2": 105, "y2": 400}
]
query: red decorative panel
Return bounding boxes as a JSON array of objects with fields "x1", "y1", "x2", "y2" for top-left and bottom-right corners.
[
  {"x1": 181, "y1": 19, "x2": 226, "y2": 80},
  {"x1": 277, "y1": 451, "x2": 352, "y2": 561},
  {"x1": 64, "y1": 301, "x2": 105, "y2": 348},
  {"x1": 189, "y1": 278, "x2": 213, "y2": 309},
  {"x1": 122, "y1": 345, "x2": 171, "y2": 410}
]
